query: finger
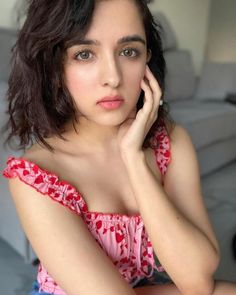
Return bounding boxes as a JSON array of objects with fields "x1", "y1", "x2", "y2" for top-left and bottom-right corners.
[
  {"x1": 145, "y1": 66, "x2": 162, "y2": 99},
  {"x1": 144, "y1": 66, "x2": 162, "y2": 120},
  {"x1": 140, "y1": 79, "x2": 157, "y2": 135},
  {"x1": 145, "y1": 66, "x2": 162, "y2": 111},
  {"x1": 140, "y1": 78, "x2": 154, "y2": 117},
  {"x1": 141, "y1": 77, "x2": 158, "y2": 124}
]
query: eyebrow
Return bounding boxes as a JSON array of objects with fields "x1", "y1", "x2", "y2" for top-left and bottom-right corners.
[{"x1": 70, "y1": 35, "x2": 146, "y2": 46}]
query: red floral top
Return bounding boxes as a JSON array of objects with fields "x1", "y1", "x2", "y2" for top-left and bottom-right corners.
[{"x1": 3, "y1": 124, "x2": 171, "y2": 294}]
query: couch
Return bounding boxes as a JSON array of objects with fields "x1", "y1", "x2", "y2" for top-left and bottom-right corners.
[
  {"x1": 1, "y1": 16, "x2": 236, "y2": 280},
  {"x1": 156, "y1": 12, "x2": 236, "y2": 176}
]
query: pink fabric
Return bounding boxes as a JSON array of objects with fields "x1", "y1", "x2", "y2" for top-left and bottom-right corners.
[{"x1": 3, "y1": 124, "x2": 171, "y2": 294}]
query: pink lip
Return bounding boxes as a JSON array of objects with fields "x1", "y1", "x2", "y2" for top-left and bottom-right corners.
[
  {"x1": 97, "y1": 100, "x2": 124, "y2": 110},
  {"x1": 97, "y1": 95, "x2": 124, "y2": 110},
  {"x1": 97, "y1": 95, "x2": 124, "y2": 103}
]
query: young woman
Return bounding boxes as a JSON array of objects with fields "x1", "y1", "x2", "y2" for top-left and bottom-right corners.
[{"x1": 2, "y1": 0, "x2": 236, "y2": 294}]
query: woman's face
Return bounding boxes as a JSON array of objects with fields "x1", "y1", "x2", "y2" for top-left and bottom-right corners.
[{"x1": 64, "y1": 0, "x2": 149, "y2": 126}]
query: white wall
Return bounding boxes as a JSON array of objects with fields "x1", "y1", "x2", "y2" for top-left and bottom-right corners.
[
  {"x1": 0, "y1": 0, "x2": 18, "y2": 28},
  {"x1": 206, "y1": 0, "x2": 236, "y2": 62},
  {"x1": 149, "y1": 0, "x2": 211, "y2": 75}
]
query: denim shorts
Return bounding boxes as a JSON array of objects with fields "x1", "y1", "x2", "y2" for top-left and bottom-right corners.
[{"x1": 28, "y1": 281, "x2": 52, "y2": 295}]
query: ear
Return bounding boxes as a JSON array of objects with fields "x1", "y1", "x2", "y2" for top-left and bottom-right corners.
[{"x1": 146, "y1": 49, "x2": 152, "y2": 63}]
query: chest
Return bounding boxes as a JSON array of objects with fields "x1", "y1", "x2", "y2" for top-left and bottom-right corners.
[
  {"x1": 78, "y1": 150, "x2": 160, "y2": 215},
  {"x1": 40, "y1": 148, "x2": 162, "y2": 216}
]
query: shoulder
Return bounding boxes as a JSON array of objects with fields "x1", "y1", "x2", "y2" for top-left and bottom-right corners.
[
  {"x1": 168, "y1": 123, "x2": 197, "y2": 167},
  {"x1": 23, "y1": 142, "x2": 54, "y2": 167},
  {"x1": 169, "y1": 123, "x2": 193, "y2": 147},
  {"x1": 5, "y1": 141, "x2": 57, "y2": 196},
  {"x1": 21, "y1": 139, "x2": 65, "y2": 175},
  {"x1": 144, "y1": 122, "x2": 199, "y2": 189},
  {"x1": 163, "y1": 123, "x2": 201, "y2": 194},
  {"x1": 7, "y1": 142, "x2": 86, "y2": 217}
]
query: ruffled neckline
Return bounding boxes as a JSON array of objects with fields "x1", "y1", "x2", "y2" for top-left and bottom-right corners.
[
  {"x1": 4, "y1": 156, "x2": 142, "y2": 220},
  {"x1": 3, "y1": 124, "x2": 170, "y2": 220}
]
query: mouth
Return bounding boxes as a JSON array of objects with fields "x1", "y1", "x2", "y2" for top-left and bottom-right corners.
[
  {"x1": 97, "y1": 95, "x2": 124, "y2": 103},
  {"x1": 96, "y1": 95, "x2": 124, "y2": 110}
]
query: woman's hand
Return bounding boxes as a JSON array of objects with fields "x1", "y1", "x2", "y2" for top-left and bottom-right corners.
[{"x1": 118, "y1": 65, "x2": 162, "y2": 159}]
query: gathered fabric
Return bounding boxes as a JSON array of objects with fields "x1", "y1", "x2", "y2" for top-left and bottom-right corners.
[{"x1": 3, "y1": 124, "x2": 172, "y2": 295}]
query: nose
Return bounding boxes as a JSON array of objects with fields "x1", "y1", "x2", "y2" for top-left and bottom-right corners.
[{"x1": 100, "y1": 54, "x2": 121, "y2": 88}]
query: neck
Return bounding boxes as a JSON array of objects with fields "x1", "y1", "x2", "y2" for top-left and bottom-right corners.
[{"x1": 63, "y1": 116, "x2": 121, "y2": 154}]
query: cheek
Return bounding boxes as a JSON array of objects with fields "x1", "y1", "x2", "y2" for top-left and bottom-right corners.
[
  {"x1": 123, "y1": 63, "x2": 146, "y2": 94},
  {"x1": 64, "y1": 66, "x2": 97, "y2": 97}
]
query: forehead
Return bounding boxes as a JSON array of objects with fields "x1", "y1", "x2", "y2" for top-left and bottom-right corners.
[{"x1": 85, "y1": 0, "x2": 146, "y2": 41}]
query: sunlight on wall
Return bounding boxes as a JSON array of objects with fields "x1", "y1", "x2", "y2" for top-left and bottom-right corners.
[
  {"x1": 206, "y1": 0, "x2": 236, "y2": 62},
  {"x1": 149, "y1": 0, "x2": 211, "y2": 75}
]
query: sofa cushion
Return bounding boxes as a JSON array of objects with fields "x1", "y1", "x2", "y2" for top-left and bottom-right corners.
[
  {"x1": 153, "y1": 12, "x2": 178, "y2": 51},
  {"x1": 195, "y1": 63, "x2": 236, "y2": 101},
  {"x1": 197, "y1": 137, "x2": 236, "y2": 176},
  {"x1": 0, "y1": 28, "x2": 17, "y2": 82},
  {"x1": 169, "y1": 100, "x2": 236, "y2": 150},
  {"x1": 164, "y1": 50, "x2": 196, "y2": 102}
]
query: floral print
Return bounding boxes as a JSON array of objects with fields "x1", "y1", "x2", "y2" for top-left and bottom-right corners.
[{"x1": 3, "y1": 124, "x2": 171, "y2": 294}]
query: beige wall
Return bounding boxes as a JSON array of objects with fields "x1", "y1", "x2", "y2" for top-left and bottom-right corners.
[
  {"x1": 149, "y1": 0, "x2": 211, "y2": 75},
  {"x1": 0, "y1": 0, "x2": 18, "y2": 28},
  {"x1": 206, "y1": 0, "x2": 236, "y2": 62}
]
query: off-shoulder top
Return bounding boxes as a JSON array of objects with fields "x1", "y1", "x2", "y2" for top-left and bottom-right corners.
[{"x1": 2, "y1": 124, "x2": 171, "y2": 294}]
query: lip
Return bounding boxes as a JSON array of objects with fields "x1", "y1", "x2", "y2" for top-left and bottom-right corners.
[
  {"x1": 97, "y1": 100, "x2": 124, "y2": 110},
  {"x1": 97, "y1": 95, "x2": 125, "y2": 110},
  {"x1": 97, "y1": 95, "x2": 124, "y2": 103}
]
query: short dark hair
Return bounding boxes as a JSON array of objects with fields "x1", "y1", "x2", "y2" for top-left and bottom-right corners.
[{"x1": 4, "y1": 0, "x2": 174, "y2": 151}]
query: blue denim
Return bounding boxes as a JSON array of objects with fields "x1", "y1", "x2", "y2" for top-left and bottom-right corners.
[{"x1": 28, "y1": 281, "x2": 52, "y2": 295}]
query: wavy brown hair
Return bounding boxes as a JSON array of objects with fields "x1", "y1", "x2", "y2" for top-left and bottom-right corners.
[{"x1": 4, "y1": 0, "x2": 174, "y2": 151}]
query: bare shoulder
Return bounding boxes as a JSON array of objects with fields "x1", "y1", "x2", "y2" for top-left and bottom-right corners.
[
  {"x1": 143, "y1": 123, "x2": 191, "y2": 181},
  {"x1": 161, "y1": 123, "x2": 201, "y2": 206},
  {"x1": 168, "y1": 123, "x2": 194, "y2": 148},
  {"x1": 167, "y1": 123, "x2": 198, "y2": 170},
  {"x1": 8, "y1": 141, "x2": 56, "y2": 197},
  {"x1": 23, "y1": 141, "x2": 50, "y2": 161},
  {"x1": 22, "y1": 140, "x2": 58, "y2": 172}
]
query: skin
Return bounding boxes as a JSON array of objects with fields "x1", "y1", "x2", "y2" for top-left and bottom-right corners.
[{"x1": 8, "y1": 0, "x2": 236, "y2": 294}]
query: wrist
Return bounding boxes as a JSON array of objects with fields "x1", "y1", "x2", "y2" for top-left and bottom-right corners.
[{"x1": 121, "y1": 150, "x2": 146, "y2": 168}]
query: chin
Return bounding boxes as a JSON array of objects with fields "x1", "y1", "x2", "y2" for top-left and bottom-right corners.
[{"x1": 95, "y1": 113, "x2": 130, "y2": 127}]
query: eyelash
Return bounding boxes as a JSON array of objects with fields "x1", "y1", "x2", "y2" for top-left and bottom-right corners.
[{"x1": 74, "y1": 47, "x2": 141, "y2": 61}]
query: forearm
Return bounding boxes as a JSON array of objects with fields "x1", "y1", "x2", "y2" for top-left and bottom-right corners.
[
  {"x1": 134, "y1": 281, "x2": 236, "y2": 295},
  {"x1": 134, "y1": 284, "x2": 181, "y2": 295},
  {"x1": 123, "y1": 152, "x2": 218, "y2": 293}
]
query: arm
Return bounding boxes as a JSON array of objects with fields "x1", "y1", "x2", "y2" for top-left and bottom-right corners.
[
  {"x1": 134, "y1": 284, "x2": 181, "y2": 295},
  {"x1": 122, "y1": 125, "x2": 220, "y2": 295},
  {"x1": 9, "y1": 178, "x2": 136, "y2": 295}
]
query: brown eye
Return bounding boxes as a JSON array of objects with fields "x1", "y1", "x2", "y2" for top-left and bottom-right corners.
[
  {"x1": 121, "y1": 48, "x2": 140, "y2": 57},
  {"x1": 75, "y1": 50, "x2": 93, "y2": 60}
]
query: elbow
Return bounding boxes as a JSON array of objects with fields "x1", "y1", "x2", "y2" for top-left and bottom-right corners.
[
  {"x1": 181, "y1": 249, "x2": 220, "y2": 295},
  {"x1": 182, "y1": 276, "x2": 216, "y2": 295}
]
